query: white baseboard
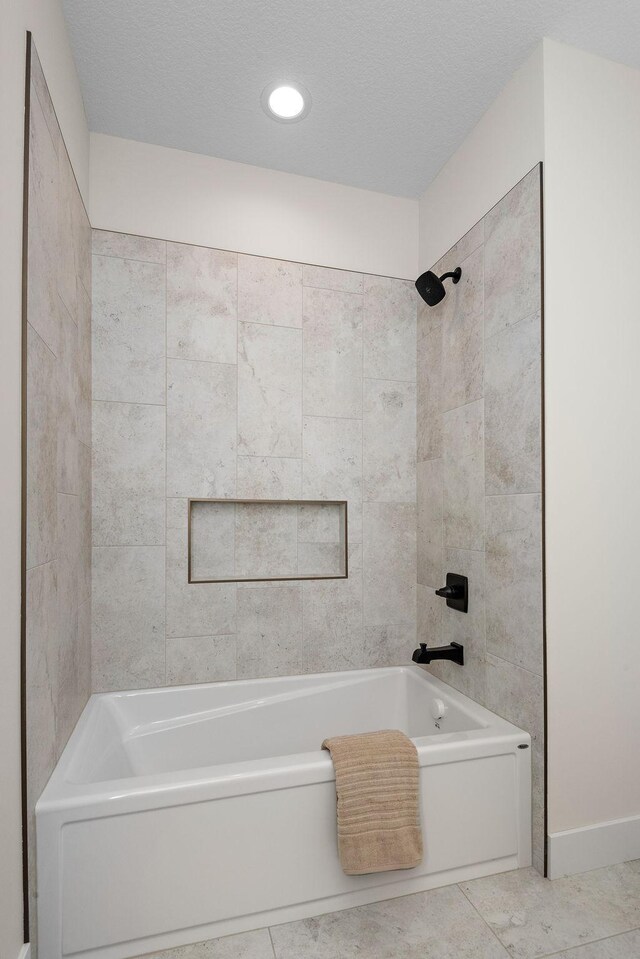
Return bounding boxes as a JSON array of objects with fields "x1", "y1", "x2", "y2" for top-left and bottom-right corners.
[
  {"x1": 548, "y1": 813, "x2": 640, "y2": 879},
  {"x1": 17, "y1": 945, "x2": 31, "y2": 959}
]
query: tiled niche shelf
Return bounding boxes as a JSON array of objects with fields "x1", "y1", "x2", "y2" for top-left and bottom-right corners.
[{"x1": 188, "y1": 499, "x2": 348, "y2": 583}]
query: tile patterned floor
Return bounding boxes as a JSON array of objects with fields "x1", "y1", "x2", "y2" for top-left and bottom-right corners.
[{"x1": 140, "y1": 861, "x2": 640, "y2": 959}]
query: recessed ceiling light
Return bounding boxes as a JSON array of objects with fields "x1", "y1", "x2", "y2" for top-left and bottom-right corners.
[{"x1": 261, "y1": 81, "x2": 311, "y2": 123}]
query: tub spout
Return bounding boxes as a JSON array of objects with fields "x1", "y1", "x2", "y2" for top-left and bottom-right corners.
[{"x1": 412, "y1": 642, "x2": 464, "y2": 666}]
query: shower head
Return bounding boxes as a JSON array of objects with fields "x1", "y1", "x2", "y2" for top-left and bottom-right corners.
[{"x1": 415, "y1": 266, "x2": 462, "y2": 306}]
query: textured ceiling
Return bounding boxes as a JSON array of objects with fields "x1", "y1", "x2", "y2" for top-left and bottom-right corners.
[{"x1": 63, "y1": 0, "x2": 640, "y2": 197}]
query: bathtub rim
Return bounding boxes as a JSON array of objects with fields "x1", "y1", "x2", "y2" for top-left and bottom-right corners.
[{"x1": 37, "y1": 665, "x2": 531, "y2": 814}]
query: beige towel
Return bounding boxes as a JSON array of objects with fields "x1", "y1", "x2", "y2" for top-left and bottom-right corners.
[{"x1": 322, "y1": 729, "x2": 423, "y2": 875}]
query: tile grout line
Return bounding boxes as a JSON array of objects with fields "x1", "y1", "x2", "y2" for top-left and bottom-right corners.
[
  {"x1": 163, "y1": 241, "x2": 168, "y2": 685},
  {"x1": 267, "y1": 924, "x2": 278, "y2": 958},
  {"x1": 456, "y1": 881, "x2": 513, "y2": 957}
]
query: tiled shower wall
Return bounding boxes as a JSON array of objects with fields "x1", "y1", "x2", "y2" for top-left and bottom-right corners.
[
  {"x1": 416, "y1": 166, "x2": 544, "y2": 870},
  {"x1": 91, "y1": 232, "x2": 417, "y2": 690},
  {"x1": 25, "y1": 45, "x2": 92, "y2": 945}
]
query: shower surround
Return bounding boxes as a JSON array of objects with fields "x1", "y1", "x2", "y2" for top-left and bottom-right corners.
[
  {"x1": 91, "y1": 236, "x2": 418, "y2": 690},
  {"x1": 416, "y1": 166, "x2": 544, "y2": 870}
]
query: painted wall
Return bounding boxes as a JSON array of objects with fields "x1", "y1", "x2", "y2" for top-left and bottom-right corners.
[
  {"x1": 89, "y1": 134, "x2": 419, "y2": 281},
  {"x1": 0, "y1": 0, "x2": 88, "y2": 955},
  {"x1": 543, "y1": 41, "x2": 640, "y2": 853},
  {"x1": 91, "y1": 231, "x2": 417, "y2": 692},
  {"x1": 418, "y1": 44, "x2": 544, "y2": 273},
  {"x1": 417, "y1": 168, "x2": 544, "y2": 872}
]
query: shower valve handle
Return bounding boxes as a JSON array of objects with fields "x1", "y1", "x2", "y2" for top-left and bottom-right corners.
[{"x1": 435, "y1": 584, "x2": 462, "y2": 599}]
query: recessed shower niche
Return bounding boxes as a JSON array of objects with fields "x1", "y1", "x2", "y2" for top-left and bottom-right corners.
[{"x1": 188, "y1": 499, "x2": 348, "y2": 583}]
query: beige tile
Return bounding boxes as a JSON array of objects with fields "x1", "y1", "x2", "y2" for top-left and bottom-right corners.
[
  {"x1": 485, "y1": 311, "x2": 542, "y2": 495},
  {"x1": 92, "y1": 229, "x2": 167, "y2": 263},
  {"x1": 57, "y1": 139, "x2": 79, "y2": 319},
  {"x1": 56, "y1": 492, "x2": 81, "y2": 754},
  {"x1": 56, "y1": 297, "x2": 79, "y2": 495},
  {"x1": 303, "y1": 264, "x2": 363, "y2": 294},
  {"x1": 238, "y1": 322, "x2": 302, "y2": 458},
  {"x1": 441, "y1": 244, "x2": 484, "y2": 412},
  {"x1": 237, "y1": 585, "x2": 302, "y2": 678},
  {"x1": 26, "y1": 323, "x2": 58, "y2": 569},
  {"x1": 417, "y1": 457, "x2": 443, "y2": 588},
  {"x1": 167, "y1": 243, "x2": 237, "y2": 364},
  {"x1": 238, "y1": 255, "x2": 302, "y2": 328},
  {"x1": 25, "y1": 561, "x2": 58, "y2": 807},
  {"x1": 92, "y1": 546, "x2": 166, "y2": 691},
  {"x1": 71, "y1": 176, "x2": 91, "y2": 300},
  {"x1": 461, "y1": 862, "x2": 640, "y2": 959},
  {"x1": 486, "y1": 494, "x2": 543, "y2": 675},
  {"x1": 484, "y1": 165, "x2": 542, "y2": 339},
  {"x1": 237, "y1": 456, "x2": 302, "y2": 498},
  {"x1": 443, "y1": 399, "x2": 485, "y2": 551},
  {"x1": 92, "y1": 254, "x2": 166, "y2": 404},
  {"x1": 166, "y1": 635, "x2": 237, "y2": 685},
  {"x1": 302, "y1": 287, "x2": 363, "y2": 418},
  {"x1": 92, "y1": 401, "x2": 166, "y2": 547},
  {"x1": 166, "y1": 527, "x2": 236, "y2": 637},
  {"x1": 140, "y1": 928, "x2": 275, "y2": 959},
  {"x1": 167, "y1": 358, "x2": 236, "y2": 497},
  {"x1": 302, "y1": 416, "x2": 362, "y2": 541},
  {"x1": 271, "y1": 883, "x2": 509, "y2": 959},
  {"x1": 363, "y1": 502, "x2": 416, "y2": 626},
  {"x1": 363, "y1": 378, "x2": 416, "y2": 503},
  {"x1": 76, "y1": 278, "x2": 92, "y2": 448},
  {"x1": 302, "y1": 571, "x2": 363, "y2": 672},
  {"x1": 363, "y1": 275, "x2": 416, "y2": 381}
]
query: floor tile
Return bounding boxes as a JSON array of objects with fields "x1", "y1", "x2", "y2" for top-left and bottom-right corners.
[
  {"x1": 139, "y1": 928, "x2": 275, "y2": 958},
  {"x1": 549, "y1": 929, "x2": 640, "y2": 958},
  {"x1": 460, "y1": 863, "x2": 640, "y2": 959},
  {"x1": 270, "y1": 884, "x2": 509, "y2": 958}
]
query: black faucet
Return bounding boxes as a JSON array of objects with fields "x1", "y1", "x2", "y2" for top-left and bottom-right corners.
[{"x1": 412, "y1": 642, "x2": 464, "y2": 666}]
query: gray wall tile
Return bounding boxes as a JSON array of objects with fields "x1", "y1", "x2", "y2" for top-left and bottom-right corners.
[
  {"x1": 364, "y1": 379, "x2": 416, "y2": 503},
  {"x1": 364, "y1": 275, "x2": 416, "y2": 381},
  {"x1": 443, "y1": 399, "x2": 485, "y2": 551},
  {"x1": 485, "y1": 311, "x2": 542, "y2": 495},
  {"x1": 238, "y1": 255, "x2": 302, "y2": 327},
  {"x1": 237, "y1": 456, "x2": 302, "y2": 498},
  {"x1": 27, "y1": 323, "x2": 58, "y2": 569},
  {"x1": 166, "y1": 635, "x2": 236, "y2": 685},
  {"x1": 92, "y1": 229, "x2": 166, "y2": 263},
  {"x1": 417, "y1": 458, "x2": 443, "y2": 589},
  {"x1": 92, "y1": 254, "x2": 166, "y2": 404},
  {"x1": 484, "y1": 166, "x2": 542, "y2": 339},
  {"x1": 303, "y1": 287, "x2": 363, "y2": 418},
  {"x1": 92, "y1": 546, "x2": 166, "y2": 691},
  {"x1": 441, "y1": 245, "x2": 484, "y2": 412},
  {"x1": 363, "y1": 502, "x2": 416, "y2": 626},
  {"x1": 238, "y1": 322, "x2": 302, "y2": 457},
  {"x1": 303, "y1": 573, "x2": 363, "y2": 672},
  {"x1": 92, "y1": 401, "x2": 166, "y2": 547},
  {"x1": 237, "y1": 585, "x2": 303, "y2": 678},
  {"x1": 417, "y1": 304, "x2": 442, "y2": 462},
  {"x1": 486, "y1": 494, "x2": 543, "y2": 675},
  {"x1": 167, "y1": 358, "x2": 236, "y2": 497},
  {"x1": 167, "y1": 242, "x2": 237, "y2": 364},
  {"x1": 303, "y1": 416, "x2": 362, "y2": 541},
  {"x1": 303, "y1": 264, "x2": 363, "y2": 294},
  {"x1": 166, "y1": 527, "x2": 236, "y2": 638}
]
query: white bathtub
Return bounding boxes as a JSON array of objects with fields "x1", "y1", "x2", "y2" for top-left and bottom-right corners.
[{"x1": 37, "y1": 666, "x2": 531, "y2": 959}]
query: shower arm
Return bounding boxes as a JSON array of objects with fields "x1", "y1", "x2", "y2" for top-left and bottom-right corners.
[{"x1": 439, "y1": 268, "x2": 462, "y2": 284}]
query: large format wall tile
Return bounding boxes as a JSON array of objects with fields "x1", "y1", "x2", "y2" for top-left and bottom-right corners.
[
  {"x1": 417, "y1": 458, "x2": 443, "y2": 589},
  {"x1": 27, "y1": 323, "x2": 58, "y2": 569},
  {"x1": 166, "y1": 527, "x2": 236, "y2": 638},
  {"x1": 238, "y1": 255, "x2": 302, "y2": 328},
  {"x1": 363, "y1": 275, "x2": 416, "y2": 381},
  {"x1": 302, "y1": 416, "x2": 362, "y2": 541},
  {"x1": 303, "y1": 287, "x2": 363, "y2": 418},
  {"x1": 77, "y1": 279, "x2": 92, "y2": 447},
  {"x1": 238, "y1": 322, "x2": 302, "y2": 457},
  {"x1": 417, "y1": 304, "x2": 442, "y2": 462},
  {"x1": 443, "y1": 399, "x2": 485, "y2": 551},
  {"x1": 237, "y1": 585, "x2": 303, "y2": 678},
  {"x1": 441, "y1": 245, "x2": 484, "y2": 412},
  {"x1": 303, "y1": 264, "x2": 363, "y2": 294},
  {"x1": 166, "y1": 635, "x2": 236, "y2": 685},
  {"x1": 485, "y1": 311, "x2": 542, "y2": 495},
  {"x1": 167, "y1": 358, "x2": 236, "y2": 497},
  {"x1": 167, "y1": 243, "x2": 237, "y2": 364},
  {"x1": 237, "y1": 456, "x2": 302, "y2": 498},
  {"x1": 92, "y1": 401, "x2": 165, "y2": 546},
  {"x1": 484, "y1": 166, "x2": 541, "y2": 339},
  {"x1": 486, "y1": 494, "x2": 543, "y2": 675},
  {"x1": 363, "y1": 502, "x2": 416, "y2": 626},
  {"x1": 303, "y1": 572, "x2": 364, "y2": 673},
  {"x1": 92, "y1": 254, "x2": 166, "y2": 404},
  {"x1": 56, "y1": 299, "x2": 79, "y2": 494},
  {"x1": 364, "y1": 379, "x2": 416, "y2": 503},
  {"x1": 92, "y1": 229, "x2": 167, "y2": 263},
  {"x1": 25, "y1": 561, "x2": 58, "y2": 809},
  {"x1": 92, "y1": 546, "x2": 166, "y2": 691}
]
